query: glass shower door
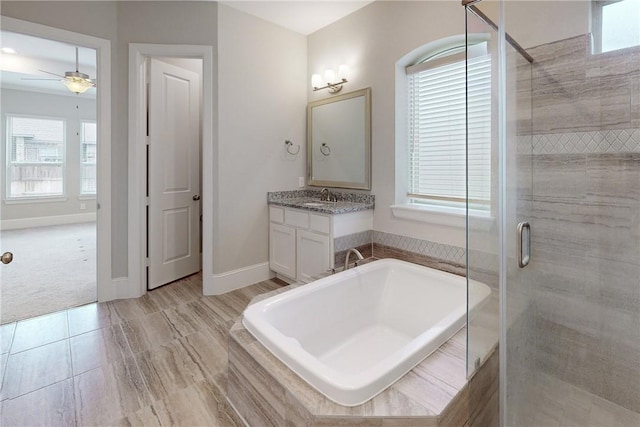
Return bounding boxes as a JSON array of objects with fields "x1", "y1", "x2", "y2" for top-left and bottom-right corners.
[{"x1": 498, "y1": 0, "x2": 640, "y2": 425}]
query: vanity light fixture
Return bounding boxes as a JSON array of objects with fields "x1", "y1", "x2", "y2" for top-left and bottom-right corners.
[{"x1": 311, "y1": 64, "x2": 349, "y2": 93}]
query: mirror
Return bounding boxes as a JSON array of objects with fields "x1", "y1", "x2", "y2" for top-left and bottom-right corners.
[{"x1": 307, "y1": 87, "x2": 371, "y2": 190}]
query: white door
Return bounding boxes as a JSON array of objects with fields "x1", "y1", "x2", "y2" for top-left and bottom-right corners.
[{"x1": 148, "y1": 59, "x2": 201, "y2": 290}]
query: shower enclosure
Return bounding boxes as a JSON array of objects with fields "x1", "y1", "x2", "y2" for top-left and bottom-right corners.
[{"x1": 465, "y1": 0, "x2": 640, "y2": 425}]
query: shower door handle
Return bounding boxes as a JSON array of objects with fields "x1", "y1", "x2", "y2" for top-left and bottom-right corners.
[{"x1": 517, "y1": 222, "x2": 530, "y2": 268}]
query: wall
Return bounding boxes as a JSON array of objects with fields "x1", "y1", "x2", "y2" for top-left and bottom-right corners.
[
  {"x1": 525, "y1": 34, "x2": 640, "y2": 413},
  {"x1": 0, "y1": 1, "x2": 218, "y2": 280},
  {"x1": 307, "y1": 0, "x2": 594, "y2": 250},
  {"x1": 308, "y1": 1, "x2": 467, "y2": 248},
  {"x1": 215, "y1": 4, "x2": 306, "y2": 275},
  {"x1": 0, "y1": 89, "x2": 97, "y2": 224},
  {"x1": 1, "y1": 2, "x2": 306, "y2": 290},
  {"x1": 0, "y1": 0, "x2": 120, "y2": 271},
  {"x1": 477, "y1": 0, "x2": 591, "y2": 49}
]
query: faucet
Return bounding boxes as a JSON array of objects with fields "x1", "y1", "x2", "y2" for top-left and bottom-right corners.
[
  {"x1": 344, "y1": 248, "x2": 364, "y2": 270},
  {"x1": 319, "y1": 188, "x2": 338, "y2": 202}
]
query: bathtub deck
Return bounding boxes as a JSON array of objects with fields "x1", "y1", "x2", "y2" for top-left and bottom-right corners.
[{"x1": 228, "y1": 284, "x2": 499, "y2": 426}]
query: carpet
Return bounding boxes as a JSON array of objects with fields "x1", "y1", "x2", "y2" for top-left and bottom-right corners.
[{"x1": 0, "y1": 222, "x2": 96, "y2": 324}]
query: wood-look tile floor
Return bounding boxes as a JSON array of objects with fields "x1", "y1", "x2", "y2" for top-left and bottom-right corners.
[{"x1": 0, "y1": 273, "x2": 286, "y2": 426}]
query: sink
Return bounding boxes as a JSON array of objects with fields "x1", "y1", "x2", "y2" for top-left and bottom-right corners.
[{"x1": 303, "y1": 202, "x2": 326, "y2": 207}]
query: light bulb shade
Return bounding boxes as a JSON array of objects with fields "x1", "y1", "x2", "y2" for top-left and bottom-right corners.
[
  {"x1": 338, "y1": 64, "x2": 349, "y2": 81},
  {"x1": 324, "y1": 69, "x2": 336, "y2": 84},
  {"x1": 311, "y1": 74, "x2": 323, "y2": 88},
  {"x1": 64, "y1": 77, "x2": 94, "y2": 94}
]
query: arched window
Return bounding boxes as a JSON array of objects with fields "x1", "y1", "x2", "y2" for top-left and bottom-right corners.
[{"x1": 405, "y1": 36, "x2": 491, "y2": 210}]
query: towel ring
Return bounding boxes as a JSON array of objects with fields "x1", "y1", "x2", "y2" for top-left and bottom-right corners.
[
  {"x1": 320, "y1": 143, "x2": 331, "y2": 156},
  {"x1": 285, "y1": 140, "x2": 300, "y2": 155}
]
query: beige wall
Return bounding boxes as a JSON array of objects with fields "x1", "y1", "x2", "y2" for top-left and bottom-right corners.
[
  {"x1": 308, "y1": 1, "x2": 468, "y2": 248},
  {"x1": 0, "y1": 1, "x2": 307, "y2": 282},
  {"x1": 308, "y1": 0, "x2": 593, "y2": 248},
  {"x1": 1, "y1": 1, "x2": 219, "y2": 278},
  {"x1": 216, "y1": 4, "x2": 307, "y2": 273}
]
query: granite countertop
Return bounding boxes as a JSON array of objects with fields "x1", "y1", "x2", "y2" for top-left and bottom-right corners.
[{"x1": 267, "y1": 190, "x2": 374, "y2": 215}]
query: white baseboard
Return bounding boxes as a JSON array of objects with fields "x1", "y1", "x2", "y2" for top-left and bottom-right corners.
[
  {"x1": 1, "y1": 212, "x2": 97, "y2": 231},
  {"x1": 203, "y1": 262, "x2": 274, "y2": 296},
  {"x1": 114, "y1": 276, "x2": 142, "y2": 300}
]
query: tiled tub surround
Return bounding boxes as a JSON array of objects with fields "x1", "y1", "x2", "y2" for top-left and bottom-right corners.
[
  {"x1": 513, "y1": 34, "x2": 640, "y2": 416},
  {"x1": 242, "y1": 259, "x2": 491, "y2": 406},
  {"x1": 334, "y1": 230, "x2": 469, "y2": 277},
  {"x1": 228, "y1": 284, "x2": 499, "y2": 427},
  {"x1": 267, "y1": 190, "x2": 375, "y2": 214}
]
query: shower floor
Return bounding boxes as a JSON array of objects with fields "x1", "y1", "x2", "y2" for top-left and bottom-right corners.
[{"x1": 512, "y1": 371, "x2": 639, "y2": 427}]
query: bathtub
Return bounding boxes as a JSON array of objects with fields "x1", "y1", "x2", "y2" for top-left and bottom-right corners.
[{"x1": 242, "y1": 258, "x2": 491, "y2": 406}]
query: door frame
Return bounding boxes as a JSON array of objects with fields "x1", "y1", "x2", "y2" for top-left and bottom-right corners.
[
  {"x1": 1, "y1": 16, "x2": 112, "y2": 301},
  {"x1": 128, "y1": 43, "x2": 213, "y2": 298}
]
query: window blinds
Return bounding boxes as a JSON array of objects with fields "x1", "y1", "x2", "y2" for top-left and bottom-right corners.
[{"x1": 407, "y1": 53, "x2": 492, "y2": 206}]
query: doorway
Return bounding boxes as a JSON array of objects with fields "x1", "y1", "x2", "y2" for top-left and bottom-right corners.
[
  {"x1": 0, "y1": 17, "x2": 111, "y2": 321},
  {"x1": 129, "y1": 45, "x2": 208, "y2": 295},
  {"x1": 147, "y1": 57, "x2": 203, "y2": 290}
]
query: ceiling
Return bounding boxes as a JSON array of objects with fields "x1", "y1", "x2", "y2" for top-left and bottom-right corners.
[
  {"x1": 222, "y1": 1, "x2": 374, "y2": 35},
  {"x1": 0, "y1": 1, "x2": 373, "y2": 97},
  {"x1": 0, "y1": 31, "x2": 97, "y2": 98}
]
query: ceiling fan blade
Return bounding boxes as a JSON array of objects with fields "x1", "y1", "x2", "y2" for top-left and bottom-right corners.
[
  {"x1": 21, "y1": 78, "x2": 61, "y2": 81},
  {"x1": 38, "y1": 69, "x2": 65, "y2": 78}
]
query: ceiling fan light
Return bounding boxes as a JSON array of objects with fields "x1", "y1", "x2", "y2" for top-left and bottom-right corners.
[{"x1": 63, "y1": 76, "x2": 93, "y2": 94}]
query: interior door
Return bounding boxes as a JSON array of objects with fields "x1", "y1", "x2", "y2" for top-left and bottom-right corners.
[{"x1": 148, "y1": 58, "x2": 200, "y2": 290}]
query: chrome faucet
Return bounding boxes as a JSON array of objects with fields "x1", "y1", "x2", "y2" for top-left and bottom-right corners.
[
  {"x1": 320, "y1": 188, "x2": 330, "y2": 201},
  {"x1": 344, "y1": 248, "x2": 364, "y2": 270}
]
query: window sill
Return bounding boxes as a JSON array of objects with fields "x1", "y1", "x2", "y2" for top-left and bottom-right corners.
[
  {"x1": 390, "y1": 203, "x2": 494, "y2": 230},
  {"x1": 78, "y1": 195, "x2": 97, "y2": 201},
  {"x1": 4, "y1": 196, "x2": 67, "y2": 205}
]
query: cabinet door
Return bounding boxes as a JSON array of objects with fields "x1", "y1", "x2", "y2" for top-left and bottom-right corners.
[
  {"x1": 269, "y1": 223, "x2": 296, "y2": 279},
  {"x1": 297, "y1": 229, "x2": 330, "y2": 283}
]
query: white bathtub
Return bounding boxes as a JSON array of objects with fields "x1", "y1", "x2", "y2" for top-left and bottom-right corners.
[{"x1": 242, "y1": 258, "x2": 491, "y2": 406}]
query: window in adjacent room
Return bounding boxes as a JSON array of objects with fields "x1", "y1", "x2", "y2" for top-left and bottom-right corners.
[
  {"x1": 593, "y1": 0, "x2": 640, "y2": 53},
  {"x1": 406, "y1": 41, "x2": 491, "y2": 211},
  {"x1": 80, "y1": 121, "x2": 97, "y2": 195},
  {"x1": 6, "y1": 115, "x2": 65, "y2": 199}
]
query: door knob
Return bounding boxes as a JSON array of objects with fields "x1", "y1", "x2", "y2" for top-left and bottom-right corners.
[
  {"x1": 193, "y1": 195, "x2": 201, "y2": 201},
  {"x1": 1, "y1": 252, "x2": 13, "y2": 264}
]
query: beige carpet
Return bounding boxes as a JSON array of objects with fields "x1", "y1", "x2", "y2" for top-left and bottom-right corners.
[{"x1": 0, "y1": 222, "x2": 96, "y2": 324}]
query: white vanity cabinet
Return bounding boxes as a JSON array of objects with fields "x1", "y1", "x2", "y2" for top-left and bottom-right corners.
[{"x1": 268, "y1": 205, "x2": 371, "y2": 283}]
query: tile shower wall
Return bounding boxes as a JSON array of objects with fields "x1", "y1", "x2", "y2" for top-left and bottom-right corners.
[
  {"x1": 373, "y1": 231, "x2": 466, "y2": 264},
  {"x1": 524, "y1": 34, "x2": 640, "y2": 412}
]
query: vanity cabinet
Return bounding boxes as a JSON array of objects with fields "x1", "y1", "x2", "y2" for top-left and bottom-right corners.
[
  {"x1": 269, "y1": 205, "x2": 372, "y2": 283},
  {"x1": 269, "y1": 206, "x2": 332, "y2": 282}
]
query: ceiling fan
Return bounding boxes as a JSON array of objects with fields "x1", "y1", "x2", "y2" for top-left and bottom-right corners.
[{"x1": 22, "y1": 47, "x2": 96, "y2": 94}]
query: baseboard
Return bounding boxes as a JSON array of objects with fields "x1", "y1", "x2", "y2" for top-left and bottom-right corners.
[
  {"x1": 1, "y1": 212, "x2": 97, "y2": 231},
  {"x1": 203, "y1": 262, "x2": 274, "y2": 296},
  {"x1": 114, "y1": 276, "x2": 141, "y2": 300}
]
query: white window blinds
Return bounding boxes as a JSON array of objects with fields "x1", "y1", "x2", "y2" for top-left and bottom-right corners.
[{"x1": 407, "y1": 50, "x2": 491, "y2": 207}]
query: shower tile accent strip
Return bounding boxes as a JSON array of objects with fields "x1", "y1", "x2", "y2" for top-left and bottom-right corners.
[
  {"x1": 333, "y1": 230, "x2": 466, "y2": 276},
  {"x1": 334, "y1": 230, "x2": 373, "y2": 252},
  {"x1": 530, "y1": 128, "x2": 640, "y2": 154},
  {"x1": 373, "y1": 231, "x2": 466, "y2": 264}
]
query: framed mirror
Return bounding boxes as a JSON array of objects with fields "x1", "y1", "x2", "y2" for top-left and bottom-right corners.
[{"x1": 307, "y1": 87, "x2": 371, "y2": 190}]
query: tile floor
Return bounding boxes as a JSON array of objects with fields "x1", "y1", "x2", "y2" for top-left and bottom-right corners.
[{"x1": 0, "y1": 273, "x2": 285, "y2": 426}]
